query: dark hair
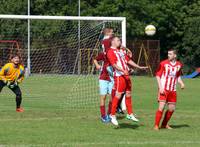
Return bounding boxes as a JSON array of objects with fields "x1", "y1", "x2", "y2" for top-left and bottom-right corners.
[
  {"x1": 10, "y1": 54, "x2": 22, "y2": 64},
  {"x1": 10, "y1": 54, "x2": 20, "y2": 59},
  {"x1": 168, "y1": 48, "x2": 177, "y2": 54}
]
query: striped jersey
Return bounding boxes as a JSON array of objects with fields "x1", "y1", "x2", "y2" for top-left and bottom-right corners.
[
  {"x1": 107, "y1": 47, "x2": 130, "y2": 76},
  {"x1": 156, "y1": 59, "x2": 182, "y2": 91}
]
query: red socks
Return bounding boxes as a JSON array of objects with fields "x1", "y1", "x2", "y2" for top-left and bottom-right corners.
[
  {"x1": 155, "y1": 110, "x2": 163, "y2": 127},
  {"x1": 111, "y1": 96, "x2": 119, "y2": 115},
  {"x1": 155, "y1": 110, "x2": 174, "y2": 127},
  {"x1": 125, "y1": 96, "x2": 133, "y2": 115},
  {"x1": 100, "y1": 105, "x2": 106, "y2": 118},
  {"x1": 162, "y1": 110, "x2": 174, "y2": 127}
]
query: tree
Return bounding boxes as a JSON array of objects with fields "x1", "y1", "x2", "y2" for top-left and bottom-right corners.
[{"x1": 180, "y1": 1, "x2": 200, "y2": 71}]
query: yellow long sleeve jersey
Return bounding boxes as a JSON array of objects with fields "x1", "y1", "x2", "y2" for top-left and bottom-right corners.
[{"x1": 0, "y1": 63, "x2": 25, "y2": 83}]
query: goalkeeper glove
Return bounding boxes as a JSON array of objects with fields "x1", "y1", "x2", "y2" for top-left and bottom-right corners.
[
  {"x1": 2, "y1": 79, "x2": 10, "y2": 86},
  {"x1": 9, "y1": 81, "x2": 18, "y2": 89},
  {"x1": 3, "y1": 80, "x2": 17, "y2": 89}
]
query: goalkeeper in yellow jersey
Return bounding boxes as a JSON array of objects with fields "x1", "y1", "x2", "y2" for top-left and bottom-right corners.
[{"x1": 0, "y1": 54, "x2": 25, "y2": 112}]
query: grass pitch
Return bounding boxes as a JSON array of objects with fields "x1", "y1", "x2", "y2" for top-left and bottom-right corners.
[{"x1": 0, "y1": 76, "x2": 199, "y2": 147}]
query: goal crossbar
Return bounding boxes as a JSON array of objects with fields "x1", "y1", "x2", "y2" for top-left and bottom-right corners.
[{"x1": 0, "y1": 15, "x2": 126, "y2": 21}]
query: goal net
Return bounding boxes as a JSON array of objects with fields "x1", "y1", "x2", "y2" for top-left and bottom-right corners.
[{"x1": 0, "y1": 15, "x2": 126, "y2": 110}]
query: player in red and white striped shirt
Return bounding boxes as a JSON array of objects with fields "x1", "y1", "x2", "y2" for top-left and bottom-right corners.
[
  {"x1": 154, "y1": 49, "x2": 185, "y2": 130},
  {"x1": 107, "y1": 37, "x2": 148, "y2": 126}
]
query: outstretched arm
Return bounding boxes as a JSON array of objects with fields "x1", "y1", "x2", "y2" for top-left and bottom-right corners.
[{"x1": 127, "y1": 60, "x2": 148, "y2": 70}]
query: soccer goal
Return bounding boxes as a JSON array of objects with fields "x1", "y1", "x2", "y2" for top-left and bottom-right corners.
[{"x1": 0, "y1": 15, "x2": 126, "y2": 110}]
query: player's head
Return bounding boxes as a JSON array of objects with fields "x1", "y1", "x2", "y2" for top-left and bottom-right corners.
[
  {"x1": 168, "y1": 48, "x2": 177, "y2": 61},
  {"x1": 10, "y1": 54, "x2": 21, "y2": 65},
  {"x1": 111, "y1": 36, "x2": 121, "y2": 48},
  {"x1": 103, "y1": 28, "x2": 113, "y2": 37},
  {"x1": 107, "y1": 28, "x2": 114, "y2": 37},
  {"x1": 103, "y1": 28, "x2": 110, "y2": 35}
]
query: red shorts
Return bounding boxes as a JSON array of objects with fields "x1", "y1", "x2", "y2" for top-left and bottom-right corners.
[
  {"x1": 114, "y1": 75, "x2": 132, "y2": 93},
  {"x1": 158, "y1": 90, "x2": 177, "y2": 103}
]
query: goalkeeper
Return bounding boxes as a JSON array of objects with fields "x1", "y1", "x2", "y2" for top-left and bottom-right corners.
[{"x1": 0, "y1": 54, "x2": 25, "y2": 112}]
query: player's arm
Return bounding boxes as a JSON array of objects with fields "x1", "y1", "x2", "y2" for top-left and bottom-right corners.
[
  {"x1": 112, "y1": 64, "x2": 128, "y2": 75},
  {"x1": 17, "y1": 76, "x2": 24, "y2": 84},
  {"x1": 0, "y1": 64, "x2": 14, "y2": 87},
  {"x1": 125, "y1": 48, "x2": 133, "y2": 58},
  {"x1": 155, "y1": 62, "x2": 165, "y2": 94},
  {"x1": 156, "y1": 76, "x2": 164, "y2": 94},
  {"x1": 127, "y1": 60, "x2": 148, "y2": 70},
  {"x1": 178, "y1": 77, "x2": 184, "y2": 89},
  {"x1": 177, "y1": 67, "x2": 184, "y2": 89},
  {"x1": 0, "y1": 64, "x2": 9, "y2": 83},
  {"x1": 93, "y1": 59, "x2": 101, "y2": 70},
  {"x1": 17, "y1": 68, "x2": 25, "y2": 84},
  {"x1": 93, "y1": 53, "x2": 104, "y2": 70}
]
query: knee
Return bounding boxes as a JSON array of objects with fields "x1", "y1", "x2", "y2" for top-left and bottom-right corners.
[
  {"x1": 158, "y1": 102, "x2": 166, "y2": 111},
  {"x1": 158, "y1": 106, "x2": 164, "y2": 112},
  {"x1": 100, "y1": 95, "x2": 106, "y2": 100},
  {"x1": 126, "y1": 91, "x2": 131, "y2": 97},
  {"x1": 168, "y1": 104, "x2": 176, "y2": 111},
  {"x1": 115, "y1": 92, "x2": 122, "y2": 99},
  {"x1": 16, "y1": 92, "x2": 22, "y2": 98}
]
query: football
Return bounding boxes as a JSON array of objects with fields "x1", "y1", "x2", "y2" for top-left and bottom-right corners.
[{"x1": 145, "y1": 24, "x2": 156, "y2": 36}]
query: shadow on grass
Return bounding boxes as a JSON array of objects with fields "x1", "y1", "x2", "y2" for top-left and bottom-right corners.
[
  {"x1": 117, "y1": 115, "x2": 125, "y2": 120},
  {"x1": 116, "y1": 123, "x2": 140, "y2": 129},
  {"x1": 170, "y1": 124, "x2": 190, "y2": 129}
]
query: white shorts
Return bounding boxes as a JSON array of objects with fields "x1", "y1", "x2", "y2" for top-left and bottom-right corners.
[{"x1": 99, "y1": 79, "x2": 114, "y2": 95}]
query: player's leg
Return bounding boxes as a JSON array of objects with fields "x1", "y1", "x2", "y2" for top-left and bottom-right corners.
[
  {"x1": 109, "y1": 76, "x2": 125, "y2": 126},
  {"x1": 161, "y1": 103, "x2": 175, "y2": 129},
  {"x1": 125, "y1": 90, "x2": 139, "y2": 122},
  {"x1": 99, "y1": 80, "x2": 110, "y2": 122},
  {"x1": 107, "y1": 77, "x2": 114, "y2": 115},
  {"x1": 154, "y1": 92, "x2": 168, "y2": 130},
  {"x1": 100, "y1": 94, "x2": 106, "y2": 120},
  {"x1": 121, "y1": 77, "x2": 138, "y2": 122},
  {"x1": 9, "y1": 85, "x2": 23, "y2": 112},
  {"x1": 107, "y1": 88, "x2": 114, "y2": 115},
  {"x1": 110, "y1": 91, "x2": 123, "y2": 126},
  {"x1": 116, "y1": 93, "x2": 125, "y2": 114},
  {"x1": 0, "y1": 80, "x2": 6, "y2": 92},
  {"x1": 120, "y1": 94, "x2": 127, "y2": 112},
  {"x1": 161, "y1": 92, "x2": 177, "y2": 129},
  {"x1": 154, "y1": 101, "x2": 166, "y2": 130}
]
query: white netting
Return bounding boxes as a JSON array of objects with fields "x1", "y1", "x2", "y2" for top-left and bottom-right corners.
[{"x1": 0, "y1": 17, "x2": 123, "y2": 109}]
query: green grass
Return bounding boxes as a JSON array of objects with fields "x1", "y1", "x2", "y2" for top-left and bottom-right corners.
[{"x1": 0, "y1": 76, "x2": 199, "y2": 147}]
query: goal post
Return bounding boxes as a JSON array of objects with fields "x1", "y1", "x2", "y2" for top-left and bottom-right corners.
[{"x1": 0, "y1": 15, "x2": 126, "y2": 109}]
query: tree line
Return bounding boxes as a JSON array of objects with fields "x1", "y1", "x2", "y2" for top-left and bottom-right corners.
[{"x1": 0, "y1": 0, "x2": 200, "y2": 72}]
